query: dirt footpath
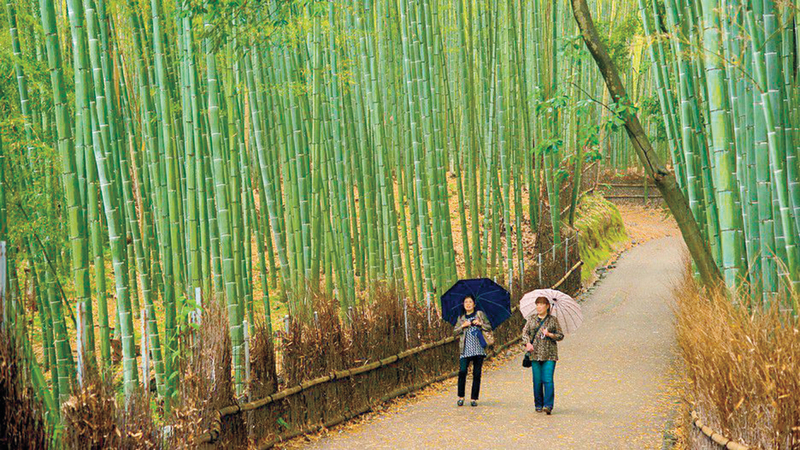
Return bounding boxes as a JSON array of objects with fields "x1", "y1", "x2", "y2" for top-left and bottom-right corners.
[{"x1": 299, "y1": 233, "x2": 685, "y2": 450}]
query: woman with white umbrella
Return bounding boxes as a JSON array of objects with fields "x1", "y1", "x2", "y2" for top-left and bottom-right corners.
[
  {"x1": 520, "y1": 289, "x2": 582, "y2": 414},
  {"x1": 521, "y1": 296, "x2": 564, "y2": 414}
]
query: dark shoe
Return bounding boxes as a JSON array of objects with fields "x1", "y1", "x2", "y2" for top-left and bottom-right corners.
[
  {"x1": 543, "y1": 407, "x2": 552, "y2": 415},
  {"x1": 535, "y1": 408, "x2": 543, "y2": 413},
  {"x1": 470, "y1": 400, "x2": 478, "y2": 407},
  {"x1": 457, "y1": 399, "x2": 464, "y2": 407}
]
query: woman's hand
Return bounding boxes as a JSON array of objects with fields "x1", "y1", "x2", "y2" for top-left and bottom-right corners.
[
  {"x1": 461, "y1": 320, "x2": 472, "y2": 329},
  {"x1": 472, "y1": 319, "x2": 482, "y2": 327},
  {"x1": 542, "y1": 329, "x2": 551, "y2": 338},
  {"x1": 525, "y1": 343, "x2": 534, "y2": 352}
]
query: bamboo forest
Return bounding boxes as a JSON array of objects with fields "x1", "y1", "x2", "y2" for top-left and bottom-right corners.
[{"x1": 1, "y1": 0, "x2": 798, "y2": 448}]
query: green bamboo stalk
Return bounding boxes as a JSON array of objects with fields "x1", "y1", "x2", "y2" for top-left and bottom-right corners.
[
  {"x1": 204, "y1": 13, "x2": 244, "y2": 394},
  {"x1": 38, "y1": 0, "x2": 93, "y2": 401},
  {"x1": 149, "y1": 0, "x2": 180, "y2": 406},
  {"x1": 700, "y1": 0, "x2": 745, "y2": 287},
  {"x1": 746, "y1": 8, "x2": 800, "y2": 289}
]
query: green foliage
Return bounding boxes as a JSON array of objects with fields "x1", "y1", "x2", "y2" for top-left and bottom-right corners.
[
  {"x1": 1, "y1": 2, "x2": 62, "y2": 265},
  {"x1": 0, "y1": 7, "x2": 55, "y2": 112},
  {"x1": 603, "y1": 96, "x2": 639, "y2": 135},
  {"x1": 555, "y1": 167, "x2": 570, "y2": 185},
  {"x1": 535, "y1": 137, "x2": 564, "y2": 156},
  {"x1": 572, "y1": 96, "x2": 641, "y2": 167},
  {"x1": 639, "y1": 94, "x2": 667, "y2": 143},
  {"x1": 535, "y1": 92, "x2": 570, "y2": 116},
  {"x1": 0, "y1": 120, "x2": 63, "y2": 257},
  {"x1": 595, "y1": 15, "x2": 642, "y2": 74},
  {"x1": 277, "y1": 417, "x2": 290, "y2": 429},
  {"x1": 187, "y1": 0, "x2": 328, "y2": 50}
]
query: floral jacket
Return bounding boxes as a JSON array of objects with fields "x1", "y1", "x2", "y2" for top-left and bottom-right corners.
[{"x1": 521, "y1": 314, "x2": 564, "y2": 361}]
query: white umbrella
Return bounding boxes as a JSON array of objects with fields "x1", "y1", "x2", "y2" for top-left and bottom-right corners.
[{"x1": 519, "y1": 288, "x2": 583, "y2": 334}]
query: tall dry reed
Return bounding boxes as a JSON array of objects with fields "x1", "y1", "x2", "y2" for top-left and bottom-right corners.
[
  {"x1": 62, "y1": 380, "x2": 120, "y2": 449},
  {"x1": 674, "y1": 267, "x2": 800, "y2": 449},
  {"x1": 171, "y1": 299, "x2": 245, "y2": 450},
  {"x1": 61, "y1": 298, "x2": 245, "y2": 450},
  {"x1": 0, "y1": 330, "x2": 49, "y2": 449}
]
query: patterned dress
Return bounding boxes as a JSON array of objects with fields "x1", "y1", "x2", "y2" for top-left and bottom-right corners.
[{"x1": 461, "y1": 313, "x2": 487, "y2": 358}]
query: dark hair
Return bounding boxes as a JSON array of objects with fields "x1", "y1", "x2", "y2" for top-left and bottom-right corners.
[
  {"x1": 462, "y1": 296, "x2": 476, "y2": 314},
  {"x1": 535, "y1": 296, "x2": 550, "y2": 312}
]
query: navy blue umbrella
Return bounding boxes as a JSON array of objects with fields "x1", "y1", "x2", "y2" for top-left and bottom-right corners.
[{"x1": 440, "y1": 278, "x2": 511, "y2": 327}]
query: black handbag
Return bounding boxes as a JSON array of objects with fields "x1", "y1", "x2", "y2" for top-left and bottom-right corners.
[{"x1": 521, "y1": 317, "x2": 546, "y2": 368}]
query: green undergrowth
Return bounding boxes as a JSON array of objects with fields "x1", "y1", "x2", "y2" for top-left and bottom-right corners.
[{"x1": 574, "y1": 193, "x2": 628, "y2": 282}]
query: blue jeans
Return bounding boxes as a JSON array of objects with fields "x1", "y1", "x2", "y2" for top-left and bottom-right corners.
[{"x1": 531, "y1": 360, "x2": 556, "y2": 409}]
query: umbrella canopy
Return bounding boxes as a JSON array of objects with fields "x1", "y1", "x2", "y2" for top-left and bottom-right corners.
[
  {"x1": 520, "y1": 288, "x2": 583, "y2": 334},
  {"x1": 440, "y1": 278, "x2": 511, "y2": 327}
]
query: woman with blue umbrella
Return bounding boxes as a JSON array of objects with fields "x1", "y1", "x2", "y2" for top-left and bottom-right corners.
[
  {"x1": 452, "y1": 296, "x2": 491, "y2": 406},
  {"x1": 442, "y1": 278, "x2": 512, "y2": 407}
]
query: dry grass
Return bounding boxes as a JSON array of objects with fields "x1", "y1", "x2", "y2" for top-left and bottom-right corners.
[
  {"x1": 59, "y1": 299, "x2": 247, "y2": 450},
  {"x1": 62, "y1": 380, "x2": 119, "y2": 449},
  {"x1": 169, "y1": 299, "x2": 246, "y2": 450},
  {"x1": 60, "y1": 371, "x2": 164, "y2": 449},
  {"x1": 674, "y1": 265, "x2": 800, "y2": 449},
  {"x1": 0, "y1": 329, "x2": 49, "y2": 449}
]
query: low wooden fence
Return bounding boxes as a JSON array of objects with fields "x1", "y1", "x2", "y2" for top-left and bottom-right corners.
[
  {"x1": 690, "y1": 411, "x2": 751, "y2": 450},
  {"x1": 195, "y1": 233, "x2": 583, "y2": 449}
]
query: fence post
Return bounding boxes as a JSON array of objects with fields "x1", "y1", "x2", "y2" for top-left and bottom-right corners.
[
  {"x1": 243, "y1": 319, "x2": 252, "y2": 440},
  {"x1": 538, "y1": 253, "x2": 543, "y2": 285},
  {"x1": 314, "y1": 311, "x2": 319, "y2": 327},
  {"x1": 243, "y1": 320, "x2": 251, "y2": 387},
  {"x1": 0, "y1": 242, "x2": 6, "y2": 329},
  {"x1": 76, "y1": 302, "x2": 84, "y2": 388},
  {"x1": 284, "y1": 315, "x2": 290, "y2": 334},
  {"x1": 403, "y1": 297, "x2": 409, "y2": 343},
  {"x1": 195, "y1": 287, "x2": 202, "y2": 324},
  {"x1": 141, "y1": 307, "x2": 149, "y2": 393},
  {"x1": 425, "y1": 291, "x2": 431, "y2": 326}
]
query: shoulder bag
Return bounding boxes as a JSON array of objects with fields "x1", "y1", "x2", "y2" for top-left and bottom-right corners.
[{"x1": 522, "y1": 317, "x2": 547, "y2": 368}]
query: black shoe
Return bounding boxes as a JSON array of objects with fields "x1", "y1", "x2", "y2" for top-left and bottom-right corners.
[
  {"x1": 470, "y1": 400, "x2": 478, "y2": 407},
  {"x1": 535, "y1": 408, "x2": 543, "y2": 413},
  {"x1": 544, "y1": 407, "x2": 552, "y2": 415},
  {"x1": 457, "y1": 399, "x2": 464, "y2": 407}
]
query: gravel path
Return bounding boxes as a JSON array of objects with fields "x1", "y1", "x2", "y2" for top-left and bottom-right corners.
[{"x1": 301, "y1": 236, "x2": 684, "y2": 450}]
